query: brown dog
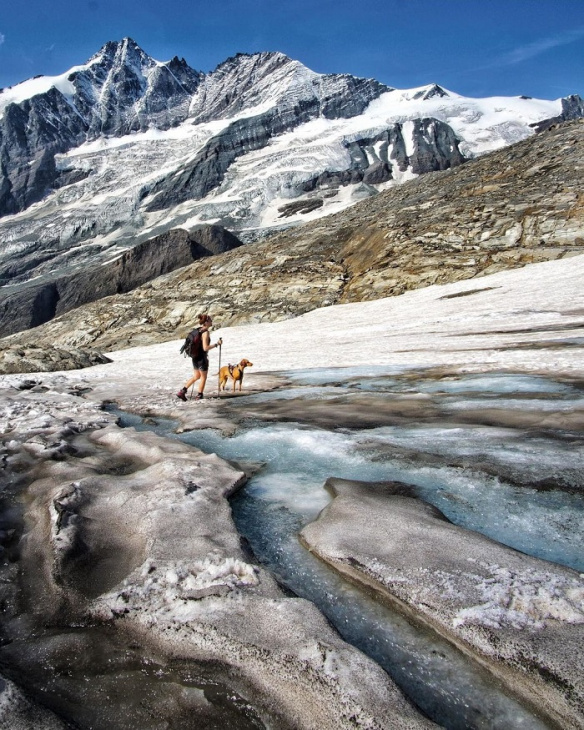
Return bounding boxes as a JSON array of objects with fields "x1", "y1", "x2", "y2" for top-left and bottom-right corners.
[{"x1": 219, "y1": 359, "x2": 253, "y2": 392}]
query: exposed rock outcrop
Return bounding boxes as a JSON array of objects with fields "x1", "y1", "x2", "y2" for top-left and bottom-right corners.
[
  {"x1": 300, "y1": 118, "x2": 466, "y2": 193},
  {"x1": 0, "y1": 225, "x2": 242, "y2": 337},
  {"x1": 187, "y1": 51, "x2": 390, "y2": 125},
  {"x1": 530, "y1": 93, "x2": 584, "y2": 133},
  {"x1": 0, "y1": 344, "x2": 111, "y2": 374}
]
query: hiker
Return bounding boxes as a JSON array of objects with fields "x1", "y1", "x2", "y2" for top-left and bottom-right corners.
[{"x1": 176, "y1": 314, "x2": 222, "y2": 401}]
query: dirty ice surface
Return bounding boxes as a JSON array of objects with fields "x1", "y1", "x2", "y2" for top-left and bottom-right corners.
[
  {"x1": 1, "y1": 254, "x2": 583, "y2": 728},
  {"x1": 104, "y1": 409, "x2": 548, "y2": 728},
  {"x1": 117, "y1": 360, "x2": 580, "y2": 730},
  {"x1": 230, "y1": 486, "x2": 548, "y2": 730}
]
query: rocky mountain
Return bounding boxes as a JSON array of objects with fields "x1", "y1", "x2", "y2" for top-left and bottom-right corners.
[
  {"x1": 2, "y1": 118, "x2": 582, "y2": 373},
  {"x1": 0, "y1": 38, "x2": 202, "y2": 215},
  {"x1": 0, "y1": 224, "x2": 242, "y2": 337},
  {"x1": 530, "y1": 93, "x2": 584, "y2": 132},
  {"x1": 1, "y1": 37, "x2": 580, "y2": 336},
  {"x1": 0, "y1": 38, "x2": 388, "y2": 220}
]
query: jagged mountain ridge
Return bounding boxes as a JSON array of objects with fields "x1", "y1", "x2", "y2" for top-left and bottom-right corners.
[
  {"x1": 0, "y1": 37, "x2": 582, "y2": 340},
  {"x1": 0, "y1": 39, "x2": 388, "y2": 217},
  {"x1": 2, "y1": 118, "x2": 582, "y2": 373},
  {"x1": 0, "y1": 39, "x2": 202, "y2": 214},
  {"x1": 0, "y1": 38, "x2": 397, "y2": 310}
]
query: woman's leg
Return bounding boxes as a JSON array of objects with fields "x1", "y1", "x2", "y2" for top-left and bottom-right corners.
[
  {"x1": 197, "y1": 371, "x2": 208, "y2": 393},
  {"x1": 178, "y1": 359, "x2": 209, "y2": 401},
  {"x1": 185, "y1": 369, "x2": 201, "y2": 389}
]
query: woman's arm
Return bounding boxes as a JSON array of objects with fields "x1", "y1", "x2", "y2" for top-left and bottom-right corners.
[{"x1": 202, "y1": 331, "x2": 221, "y2": 352}]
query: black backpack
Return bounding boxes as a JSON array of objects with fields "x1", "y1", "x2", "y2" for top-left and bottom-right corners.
[{"x1": 180, "y1": 328, "x2": 203, "y2": 358}]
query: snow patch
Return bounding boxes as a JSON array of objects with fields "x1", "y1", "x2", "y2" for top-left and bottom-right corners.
[
  {"x1": 451, "y1": 562, "x2": 584, "y2": 630},
  {"x1": 93, "y1": 555, "x2": 260, "y2": 623}
]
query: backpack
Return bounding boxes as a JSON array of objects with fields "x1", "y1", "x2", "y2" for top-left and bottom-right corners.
[{"x1": 180, "y1": 328, "x2": 203, "y2": 359}]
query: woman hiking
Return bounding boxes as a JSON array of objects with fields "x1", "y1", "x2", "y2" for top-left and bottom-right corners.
[{"x1": 176, "y1": 314, "x2": 222, "y2": 401}]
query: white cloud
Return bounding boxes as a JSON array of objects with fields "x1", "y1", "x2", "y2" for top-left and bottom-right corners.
[
  {"x1": 499, "y1": 27, "x2": 584, "y2": 66},
  {"x1": 0, "y1": 33, "x2": 5, "y2": 46}
]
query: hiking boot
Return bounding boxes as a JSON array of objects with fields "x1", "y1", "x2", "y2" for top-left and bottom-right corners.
[
  {"x1": 176, "y1": 388, "x2": 188, "y2": 402},
  {"x1": 194, "y1": 392, "x2": 204, "y2": 400}
]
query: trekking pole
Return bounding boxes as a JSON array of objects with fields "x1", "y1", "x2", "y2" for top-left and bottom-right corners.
[
  {"x1": 217, "y1": 341, "x2": 222, "y2": 398},
  {"x1": 190, "y1": 382, "x2": 195, "y2": 400}
]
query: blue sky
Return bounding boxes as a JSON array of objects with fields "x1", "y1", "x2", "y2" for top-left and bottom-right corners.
[{"x1": 1, "y1": 0, "x2": 582, "y2": 99}]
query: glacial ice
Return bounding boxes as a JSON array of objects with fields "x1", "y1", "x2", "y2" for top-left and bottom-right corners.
[
  {"x1": 1, "y1": 254, "x2": 582, "y2": 727},
  {"x1": 166, "y1": 365, "x2": 582, "y2": 726},
  {"x1": 179, "y1": 367, "x2": 584, "y2": 573},
  {"x1": 229, "y1": 483, "x2": 550, "y2": 729},
  {"x1": 1, "y1": 385, "x2": 432, "y2": 729},
  {"x1": 298, "y1": 477, "x2": 583, "y2": 727}
]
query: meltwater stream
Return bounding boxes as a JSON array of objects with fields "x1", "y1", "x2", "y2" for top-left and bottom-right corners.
[{"x1": 117, "y1": 368, "x2": 584, "y2": 729}]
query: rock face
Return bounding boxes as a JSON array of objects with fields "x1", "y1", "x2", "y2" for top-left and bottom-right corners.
[
  {"x1": 0, "y1": 224, "x2": 242, "y2": 337},
  {"x1": 180, "y1": 49, "x2": 391, "y2": 199},
  {"x1": 300, "y1": 118, "x2": 465, "y2": 192},
  {"x1": 531, "y1": 93, "x2": 584, "y2": 132},
  {"x1": 299, "y1": 477, "x2": 584, "y2": 730},
  {"x1": 0, "y1": 38, "x2": 200, "y2": 215},
  {"x1": 0, "y1": 40, "x2": 402, "y2": 318},
  {"x1": 0, "y1": 39, "x2": 202, "y2": 216},
  {"x1": 2, "y1": 119, "x2": 581, "y2": 363},
  {"x1": 145, "y1": 67, "x2": 390, "y2": 212}
]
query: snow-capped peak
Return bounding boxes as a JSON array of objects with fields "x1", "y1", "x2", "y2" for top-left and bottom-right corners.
[
  {"x1": 86, "y1": 37, "x2": 150, "y2": 66},
  {"x1": 411, "y1": 83, "x2": 453, "y2": 100},
  {"x1": 385, "y1": 83, "x2": 460, "y2": 104},
  {"x1": 0, "y1": 36, "x2": 581, "y2": 278},
  {"x1": 0, "y1": 72, "x2": 75, "y2": 118},
  {"x1": 0, "y1": 43, "x2": 112, "y2": 120}
]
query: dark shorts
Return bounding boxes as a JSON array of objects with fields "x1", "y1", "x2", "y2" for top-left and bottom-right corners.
[{"x1": 192, "y1": 355, "x2": 209, "y2": 373}]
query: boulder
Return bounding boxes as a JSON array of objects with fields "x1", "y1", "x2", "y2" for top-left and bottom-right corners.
[{"x1": 0, "y1": 343, "x2": 111, "y2": 374}]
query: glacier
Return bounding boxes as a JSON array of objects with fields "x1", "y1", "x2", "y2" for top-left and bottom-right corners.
[{"x1": 0, "y1": 38, "x2": 573, "y2": 293}]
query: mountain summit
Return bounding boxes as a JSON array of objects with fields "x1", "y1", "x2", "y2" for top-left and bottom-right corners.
[
  {"x1": 0, "y1": 38, "x2": 388, "y2": 217},
  {"x1": 0, "y1": 38, "x2": 582, "y2": 337},
  {"x1": 0, "y1": 38, "x2": 202, "y2": 215}
]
